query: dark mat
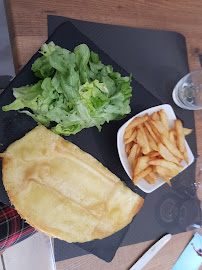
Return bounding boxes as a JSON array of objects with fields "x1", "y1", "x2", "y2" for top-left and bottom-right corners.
[
  {"x1": 199, "y1": 55, "x2": 202, "y2": 67},
  {"x1": 0, "y1": 76, "x2": 13, "y2": 90},
  {"x1": 0, "y1": 16, "x2": 199, "y2": 262},
  {"x1": 47, "y1": 16, "x2": 199, "y2": 262}
]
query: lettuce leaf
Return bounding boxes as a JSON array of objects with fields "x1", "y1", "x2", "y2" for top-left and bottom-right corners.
[{"x1": 2, "y1": 42, "x2": 132, "y2": 136}]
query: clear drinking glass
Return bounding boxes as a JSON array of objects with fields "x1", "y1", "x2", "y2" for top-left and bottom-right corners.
[{"x1": 172, "y1": 69, "x2": 202, "y2": 110}]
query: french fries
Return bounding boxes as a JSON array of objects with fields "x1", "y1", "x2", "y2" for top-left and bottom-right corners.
[
  {"x1": 128, "y1": 144, "x2": 138, "y2": 165},
  {"x1": 125, "y1": 141, "x2": 133, "y2": 155},
  {"x1": 133, "y1": 166, "x2": 152, "y2": 185},
  {"x1": 175, "y1": 120, "x2": 186, "y2": 152},
  {"x1": 123, "y1": 128, "x2": 134, "y2": 139},
  {"x1": 151, "y1": 112, "x2": 160, "y2": 121},
  {"x1": 151, "y1": 120, "x2": 169, "y2": 137},
  {"x1": 149, "y1": 171, "x2": 158, "y2": 180},
  {"x1": 145, "y1": 128, "x2": 158, "y2": 151},
  {"x1": 124, "y1": 129, "x2": 137, "y2": 144},
  {"x1": 134, "y1": 156, "x2": 150, "y2": 175},
  {"x1": 155, "y1": 165, "x2": 179, "y2": 178},
  {"x1": 144, "y1": 121, "x2": 159, "y2": 144},
  {"x1": 175, "y1": 120, "x2": 188, "y2": 164},
  {"x1": 124, "y1": 109, "x2": 192, "y2": 187},
  {"x1": 163, "y1": 177, "x2": 172, "y2": 187},
  {"x1": 158, "y1": 143, "x2": 180, "y2": 164},
  {"x1": 158, "y1": 109, "x2": 169, "y2": 131},
  {"x1": 172, "y1": 128, "x2": 193, "y2": 137},
  {"x1": 160, "y1": 135, "x2": 184, "y2": 160},
  {"x1": 155, "y1": 166, "x2": 173, "y2": 186},
  {"x1": 169, "y1": 130, "x2": 177, "y2": 147},
  {"x1": 149, "y1": 151, "x2": 159, "y2": 158},
  {"x1": 124, "y1": 114, "x2": 149, "y2": 136},
  {"x1": 137, "y1": 128, "x2": 150, "y2": 155},
  {"x1": 183, "y1": 128, "x2": 193, "y2": 136},
  {"x1": 148, "y1": 121, "x2": 161, "y2": 141},
  {"x1": 133, "y1": 145, "x2": 141, "y2": 170},
  {"x1": 148, "y1": 159, "x2": 183, "y2": 173},
  {"x1": 144, "y1": 174, "x2": 155, "y2": 184}
]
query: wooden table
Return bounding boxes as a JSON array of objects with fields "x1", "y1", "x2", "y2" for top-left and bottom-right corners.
[{"x1": 4, "y1": 1, "x2": 202, "y2": 269}]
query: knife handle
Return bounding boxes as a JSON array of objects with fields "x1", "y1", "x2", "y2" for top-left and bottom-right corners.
[{"x1": 129, "y1": 234, "x2": 172, "y2": 270}]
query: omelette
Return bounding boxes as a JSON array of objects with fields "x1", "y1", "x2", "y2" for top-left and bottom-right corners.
[{"x1": 1, "y1": 126, "x2": 144, "y2": 243}]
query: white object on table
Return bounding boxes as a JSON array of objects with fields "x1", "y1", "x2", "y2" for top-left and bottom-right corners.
[
  {"x1": 129, "y1": 234, "x2": 172, "y2": 270},
  {"x1": 117, "y1": 104, "x2": 194, "y2": 193},
  {"x1": 0, "y1": 232, "x2": 56, "y2": 270}
]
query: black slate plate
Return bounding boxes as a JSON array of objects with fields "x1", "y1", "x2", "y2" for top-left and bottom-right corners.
[
  {"x1": 48, "y1": 17, "x2": 200, "y2": 264},
  {"x1": 0, "y1": 22, "x2": 162, "y2": 262}
]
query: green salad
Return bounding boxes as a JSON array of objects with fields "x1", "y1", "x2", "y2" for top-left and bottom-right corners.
[{"x1": 3, "y1": 42, "x2": 132, "y2": 136}]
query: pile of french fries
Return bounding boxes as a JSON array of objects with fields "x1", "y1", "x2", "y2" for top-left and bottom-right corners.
[{"x1": 124, "y1": 109, "x2": 192, "y2": 187}]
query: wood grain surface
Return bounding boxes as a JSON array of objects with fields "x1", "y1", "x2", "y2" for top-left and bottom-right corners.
[
  {"x1": 4, "y1": 1, "x2": 202, "y2": 269},
  {"x1": 55, "y1": 230, "x2": 202, "y2": 270}
]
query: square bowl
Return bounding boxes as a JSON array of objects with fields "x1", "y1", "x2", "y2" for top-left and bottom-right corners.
[{"x1": 117, "y1": 104, "x2": 194, "y2": 193}]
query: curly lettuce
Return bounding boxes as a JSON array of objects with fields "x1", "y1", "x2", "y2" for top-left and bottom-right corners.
[{"x1": 3, "y1": 42, "x2": 132, "y2": 136}]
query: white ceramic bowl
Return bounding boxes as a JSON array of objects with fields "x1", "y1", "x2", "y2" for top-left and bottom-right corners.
[{"x1": 117, "y1": 104, "x2": 194, "y2": 193}]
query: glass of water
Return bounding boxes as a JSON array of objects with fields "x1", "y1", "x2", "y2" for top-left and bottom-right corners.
[{"x1": 172, "y1": 69, "x2": 202, "y2": 110}]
